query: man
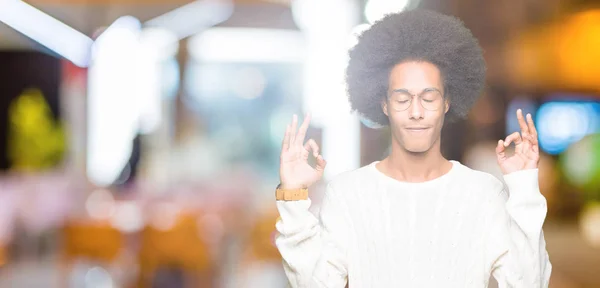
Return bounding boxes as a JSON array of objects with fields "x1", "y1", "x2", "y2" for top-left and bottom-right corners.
[{"x1": 274, "y1": 9, "x2": 551, "y2": 288}]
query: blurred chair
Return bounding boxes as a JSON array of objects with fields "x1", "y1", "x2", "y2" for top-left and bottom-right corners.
[
  {"x1": 62, "y1": 220, "x2": 123, "y2": 262},
  {"x1": 60, "y1": 220, "x2": 125, "y2": 286},
  {"x1": 0, "y1": 244, "x2": 6, "y2": 268},
  {"x1": 235, "y1": 208, "x2": 287, "y2": 288},
  {"x1": 247, "y1": 211, "x2": 281, "y2": 262},
  {"x1": 137, "y1": 212, "x2": 213, "y2": 288}
]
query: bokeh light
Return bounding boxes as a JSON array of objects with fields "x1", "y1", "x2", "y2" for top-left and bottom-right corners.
[
  {"x1": 537, "y1": 101, "x2": 598, "y2": 155},
  {"x1": 364, "y1": 0, "x2": 411, "y2": 24},
  {"x1": 85, "y1": 189, "x2": 116, "y2": 220},
  {"x1": 561, "y1": 133, "x2": 600, "y2": 193},
  {"x1": 230, "y1": 67, "x2": 267, "y2": 100},
  {"x1": 109, "y1": 201, "x2": 143, "y2": 233},
  {"x1": 580, "y1": 202, "x2": 600, "y2": 249}
]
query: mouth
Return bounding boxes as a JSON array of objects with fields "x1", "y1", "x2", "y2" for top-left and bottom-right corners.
[{"x1": 404, "y1": 127, "x2": 431, "y2": 133}]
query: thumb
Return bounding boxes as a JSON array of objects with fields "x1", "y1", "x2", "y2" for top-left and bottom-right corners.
[
  {"x1": 496, "y1": 139, "x2": 506, "y2": 162},
  {"x1": 315, "y1": 155, "x2": 327, "y2": 172}
]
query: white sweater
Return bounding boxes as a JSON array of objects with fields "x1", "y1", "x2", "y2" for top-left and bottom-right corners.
[{"x1": 275, "y1": 160, "x2": 552, "y2": 287}]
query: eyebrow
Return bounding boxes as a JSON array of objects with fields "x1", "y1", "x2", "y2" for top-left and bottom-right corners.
[{"x1": 391, "y1": 87, "x2": 442, "y2": 94}]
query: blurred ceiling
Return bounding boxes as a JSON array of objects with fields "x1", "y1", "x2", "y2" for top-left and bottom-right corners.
[
  {"x1": 0, "y1": 0, "x2": 294, "y2": 49},
  {"x1": 0, "y1": 0, "x2": 576, "y2": 50},
  {"x1": 0, "y1": 3, "x2": 182, "y2": 49},
  {"x1": 3, "y1": 0, "x2": 600, "y2": 93}
]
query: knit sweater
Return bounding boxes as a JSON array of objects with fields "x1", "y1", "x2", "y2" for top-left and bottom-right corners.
[{"x1": 275, "y1": 160, "x2": 551, "y2": 287}]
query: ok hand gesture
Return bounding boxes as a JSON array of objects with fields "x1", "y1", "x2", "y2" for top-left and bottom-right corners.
[
  {"x1": 279, "y1": 114, "x2": 327, "y2": 189},
  {"x1": 496, "y1": 109, "x2": 540, "y2": 175}
]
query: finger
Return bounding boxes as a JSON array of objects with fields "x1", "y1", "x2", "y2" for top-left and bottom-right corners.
[
  {"x1": 525, "y1": 115, "x2": 539, "y2": 156},
  {"x1": 526, "y1": 113, "x2": 539, "y2": 141},
  {"x1": 505, "y1": 131, "x2": 523, "y2": 154},
  {"x1": 295, "y1": 113, "x2": 312, "y2": 146},
  {"x1": 504, "y1": 132, "x2": 522, "y2": 147},
  {"x1": 520, "y1": 134, "x2": 532, "y2": 155},
  {"x1": 496, "y1": 139, "x2": 506, "y2": 161},
  {"x1": 289, "y1": 114, "x2": 298, "y2": 147},
  {"x1": 523, "y1": 133, "x2": 539, "y2": 154},
  {"x1": 303, "y1": 139, "x2": 319, "y2": 158},
  {"x1": 516, "y1": 109, "x2": 529, "y2": 135},
  {"x1": 281, "y1": 124, "x2": 291, "y2": 152},
  {"x1": 315, "y1": 155, "x2": 327, "y2": 172},
  {"x1": 531, "y1": 140, "x2": 539, "y2": 154}
]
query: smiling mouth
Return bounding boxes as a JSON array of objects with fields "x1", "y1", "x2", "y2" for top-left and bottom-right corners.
[{"x1": 404, "y1": 128, "x2": 431, "y2": 134}]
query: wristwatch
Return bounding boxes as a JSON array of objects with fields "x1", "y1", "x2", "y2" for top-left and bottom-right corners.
[{"x1": 275, "y1": 184, "x2": 308, "y2": 201}]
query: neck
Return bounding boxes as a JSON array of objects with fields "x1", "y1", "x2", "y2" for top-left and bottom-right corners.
[{"x1": 380, "y1": 138, "x2": 451, "y2": 183}]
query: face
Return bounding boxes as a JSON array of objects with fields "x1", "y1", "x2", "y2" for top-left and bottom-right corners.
[{"x1": 382, "y1": 61, "x2": 449, "y2": 153}]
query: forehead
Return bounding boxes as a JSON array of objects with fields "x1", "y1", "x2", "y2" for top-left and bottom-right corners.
[{"x1": 388, "y1": 61, "x2": 443, "y2": 92}]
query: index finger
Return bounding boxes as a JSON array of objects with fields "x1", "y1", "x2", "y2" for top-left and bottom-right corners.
[
  {"x1": 516, "y1": 109, "x2": 529, "y2": 135},
  {"x1": 294, "y1": 113, "x2": 311, "y2": 146}
]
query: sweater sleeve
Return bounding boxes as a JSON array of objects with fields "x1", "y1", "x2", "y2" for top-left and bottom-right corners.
[
  {"x1": 274, "y1": 183, "x2": 350, "y2": 288},
  {"x1": 485, "y1": 169, "x2": 552, "y2": 287}
]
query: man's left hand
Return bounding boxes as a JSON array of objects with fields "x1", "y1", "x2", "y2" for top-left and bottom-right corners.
[{"x1": 496, "y1": 109, "x2": 540, "y2": 175}]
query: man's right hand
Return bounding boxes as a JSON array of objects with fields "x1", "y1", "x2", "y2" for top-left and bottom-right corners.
[{"x1": 279, "y1": 113, "x2": 326, "y2": 190}]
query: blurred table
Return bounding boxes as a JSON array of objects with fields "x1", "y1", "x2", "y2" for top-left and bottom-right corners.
[{"x1": 544, "y1": 220, "x2": 600, "y2": 288}]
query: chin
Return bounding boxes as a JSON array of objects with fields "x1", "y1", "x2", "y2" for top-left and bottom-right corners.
[
  {"x1": 399, "y1": 137, "x2": 434, "y2": 153},
  {"x1": 404, "y1": 145, "x2": 431, "y2": 154},
  {"x1": 400, "y1": 140, "x2": 433, "y2": 153}
]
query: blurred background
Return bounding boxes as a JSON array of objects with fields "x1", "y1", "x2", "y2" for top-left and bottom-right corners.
[{"x1": 0, "y1": 0, "x2": 599, "y2": 287}]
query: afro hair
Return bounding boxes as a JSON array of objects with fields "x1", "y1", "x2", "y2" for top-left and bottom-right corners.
[{"x1": 346, "y1": 9, "x2": 486, "y2": 126}]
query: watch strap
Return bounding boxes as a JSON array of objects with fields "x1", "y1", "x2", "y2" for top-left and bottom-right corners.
[{"x1": 275, "y1": 186, "x2": 308, "y2": 201}]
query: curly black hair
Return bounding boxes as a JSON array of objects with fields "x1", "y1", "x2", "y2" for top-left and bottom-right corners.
[{"x1": 346, "y1": 9, "x2": 486, "y2": 126}]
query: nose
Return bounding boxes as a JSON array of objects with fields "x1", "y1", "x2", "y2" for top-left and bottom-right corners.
[{"x1": 408, "y1": 96, "x2": 424, "y2": 120}]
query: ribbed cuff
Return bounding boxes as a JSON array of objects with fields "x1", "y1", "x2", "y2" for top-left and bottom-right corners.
[
  {"x1": 275, "y1": 199, "x2": 316, "y2": 235},
  {"x1": 502, "y1": 168, "x2": 542, "y2": 205}
]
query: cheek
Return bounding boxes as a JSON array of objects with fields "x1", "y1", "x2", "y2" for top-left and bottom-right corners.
[
  {"x1": 387, "y1": 113, "x2": 403, "y2": 128},
  {"x1": 431, "y1": 110, "x2": 446, "y2": 125}
]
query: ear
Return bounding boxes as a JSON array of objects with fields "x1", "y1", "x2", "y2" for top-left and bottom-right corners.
[
  {"x1": 382, "y1": 100, "x2": 389, "y2": 117},
  {"x1": 444, "y1": 99, "x2": 450, "y2": 114}
]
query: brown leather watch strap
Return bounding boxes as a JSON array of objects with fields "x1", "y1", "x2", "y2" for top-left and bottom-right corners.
[{"x1": 275, "y1": 186, "x2": 308, "y2": 201}]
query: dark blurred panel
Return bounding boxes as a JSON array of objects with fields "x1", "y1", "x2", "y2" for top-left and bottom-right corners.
[{"x1": 0, "y1": 51, "x2": 61, "y2": 170}]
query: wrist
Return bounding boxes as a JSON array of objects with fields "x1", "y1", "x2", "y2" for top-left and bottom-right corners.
[{"x1": 278, "y1": 183, "x2": 306, "y2": 190}]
